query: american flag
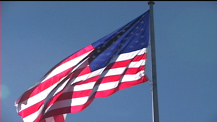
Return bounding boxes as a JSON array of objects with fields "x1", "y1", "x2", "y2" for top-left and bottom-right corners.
[{"x1": 15, "y1": 10, "x2": 150, "y2": 122}]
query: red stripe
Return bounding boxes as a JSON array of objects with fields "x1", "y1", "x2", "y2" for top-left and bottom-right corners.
[
  {"x1": 18, "y1": 67, "x2": 74, "y2": 103},
  {"x1": 132, "y1": 53, "x2": 147, "y2": 61},
  {"x1": 38, "y1": 115, "x2": 65, "y2": 122},
  {"x1": 43, "y1": 96, "x2": 95, "y2": 118},
  {"x1": 17, "y1": 45, "x2": 94, "y2": 103},
  {"x1": 53, "y1": 115, "x2": 65, "y2": 122},
  {"x1": 18, "y1": 49, "x2": 148, "y2": 121},
  {"x1": 125, "y1": 65, "x2": 145, "y2": 74},
  {"x1": 44, "y1": 72, "x2": 147, "y2": 112},
  {"x1": 57, "y1": 45, "x2": 93, "y2": 65},
  {"x1": 26, "y1": 52, "x2": 145, "y2": 104},
  {"x1": 19, "y1": 66, "x2": 146, "y2": 119},
  {"x1": 19, "y1": 100, "x2": 45, "y2": 118},
  {"x1": 105, "y1": 53, "x2": 146, "y2": 70},
  {"x1": 95, "y1": 76, "x2": 147, "y2": 98},
  {"x1": 34, "y1": 113, "x2": 43, "y2": 122},
  {"x1": 42, "y1": 57, "x2": 147, "y2": 112},
  {"x1": 41, "y1": 75, "x2": 147, "y2": 118}
]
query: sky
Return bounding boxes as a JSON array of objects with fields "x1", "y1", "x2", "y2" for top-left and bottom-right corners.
[{"x1": 1, "y1": 1, "x2": 217, "y2": 122}]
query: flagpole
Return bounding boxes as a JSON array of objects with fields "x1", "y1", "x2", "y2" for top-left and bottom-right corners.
[{"x1": 148, "y1": 1, "x2": 160, "y2": 122}]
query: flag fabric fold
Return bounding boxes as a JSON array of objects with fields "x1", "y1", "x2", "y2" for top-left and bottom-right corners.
[{"x1": 15, "y1": 10, "x2": 150, "y2": 122}]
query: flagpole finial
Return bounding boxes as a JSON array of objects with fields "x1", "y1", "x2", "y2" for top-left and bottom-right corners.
[{"x1": 148, "y1": 1, "x2": 155, "y2": 5}]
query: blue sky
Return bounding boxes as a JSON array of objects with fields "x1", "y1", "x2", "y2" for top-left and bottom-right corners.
[{"x1": 1, "y1": 1, "x2": 217, "y2": 122}]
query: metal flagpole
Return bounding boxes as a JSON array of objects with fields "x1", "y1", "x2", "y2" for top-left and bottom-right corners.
[{"x1": 148, "y1": 1, "x2": 160, "y2": 122}]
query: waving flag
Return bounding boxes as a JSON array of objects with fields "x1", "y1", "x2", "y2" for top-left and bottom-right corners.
[{"x1": 15, "y1": 10, "x2": 150, "y2": 122}]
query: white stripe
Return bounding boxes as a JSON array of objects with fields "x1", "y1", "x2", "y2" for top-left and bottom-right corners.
[
  {"x1": 71, "y1": 59, "x2": 145, "y2": 91},
  {"x1": 86, "y1": 68, "x2": 104, "y2": 79},
  {"x1": 74, "y1": 82, "x2": 95, "y2": 91},
  {"x1": 23, "y1": 104, "x2": 44, "y2": 122},
  {"x1": 19, "y1": 82, "x2": 59, "y2": 112},
  {"x1": 67, "y1": 55, "x2": 146, "y2": 92},
  {"x1": 138, "y1": 48, "x2": 147, "y2": 55},
  {"x1": 19, "y1": 68, "x2": 103, "y2": 112},
  {"x1": 42, "y1": 50, "x2": 93, "y2": 83},
  {"x1": 20, "y1": 48, "x2": 146, "y2": 120},
  {"x1": 128, "y1": 59, "x2": 146, "y2": 68},
  {"x1": 44, "y1": 71, "x2": 145, "y2": 113},
  {"x1": 112, "y1": 48, "x2": 147, "y2": 62},
  {"x1": 21, "y1": 48, "x2": 144, "y2": 111},
  {"x1": 97, "y1": 81, "x2": 119, "y2": 91},
  {"x1": 71, "y1": 65, "x2": 145, "y2": 92},
  {"x1": 28, "y1": 69, "x2": 145, "y2": 118},
  {"x1": 70, "y1": 48, "x2": 146, "y2": 84},
  {"x1": 18, "y1": 51, "x2": 92, "y2": 111},
  {"x1": 98, "y1": 71, "x2": 145, "y2": 91},
  {"x1": 45, "y1": 116, "x2": 55, "y2": 122},
  {"x1": 18, "y1": 76, "x2": 67, "y2": 112},
  {"x1": 53, "y1": 77, "x2": 69, "y2": 96},
  {"x1": 21, "y1": 69, "x2": 145, "y2": 120},
  {"x1": 70, "y1": 68, "x2": 104, "y2": 85},
  {"x1": 23, "y1": 106, "x2": 66, "y2": 122},
  {"x1": 121, "y1": 70, "x2": 145, "y2": 82},
  {"x1": 104, "y1": 67, "x2": 126, "y2": 77},
  {"x1": 45, "y1": 97, "x2": 89, "y2": 113},
  {"x1": 63, "y1": 114, "x2": 67, "y2": 119}
]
